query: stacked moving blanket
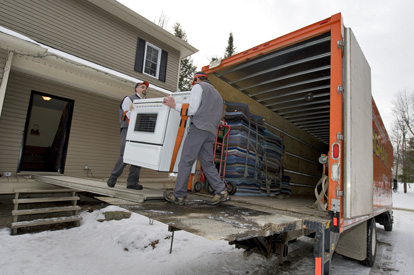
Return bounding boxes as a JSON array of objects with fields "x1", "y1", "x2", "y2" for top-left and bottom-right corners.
[
  {"x1": 223, "y1": 102, "x2": 287, "y2": 196},
  {"x1": 280, "y1": 175, "x2": 292, "y2": 195}
]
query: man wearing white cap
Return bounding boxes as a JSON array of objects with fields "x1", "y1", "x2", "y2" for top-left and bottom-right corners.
[{"x1": 107, "y1": 81, "x2": 149, "y2": 190}]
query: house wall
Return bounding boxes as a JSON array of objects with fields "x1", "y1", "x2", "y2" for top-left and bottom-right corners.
[
  {"x1": 0, "y1": 70, "x2": 168, "y2": 179},
  {"x1": 0, "y1": 0, "x2": 180, "y2": 92}
]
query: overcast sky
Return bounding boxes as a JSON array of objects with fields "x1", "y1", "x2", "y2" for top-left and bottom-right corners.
[{"x1": 117, "y1": 0, "x2": 414, "y2": 133}]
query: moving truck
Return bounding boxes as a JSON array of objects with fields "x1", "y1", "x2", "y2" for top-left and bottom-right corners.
[{"x1": 131, "y1": 13, "x2": 393, "y2": 274}]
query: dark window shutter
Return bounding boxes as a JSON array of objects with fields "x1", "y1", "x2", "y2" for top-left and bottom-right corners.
[
  {"x1": 159, "y1": 50, "x2": 168, "y2": 82},
  {"x1": 134, "y1": 38, "x2": 146, "y2": 73}
]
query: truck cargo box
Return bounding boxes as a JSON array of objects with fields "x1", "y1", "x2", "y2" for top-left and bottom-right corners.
[{"x1": 128, "y1": 13, "x2": 393, "y2": 274}]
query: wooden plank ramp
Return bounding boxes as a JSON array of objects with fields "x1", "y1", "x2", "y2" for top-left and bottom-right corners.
[{"x1": 31, "y1": 175, "x2": 165, "y2": 203}]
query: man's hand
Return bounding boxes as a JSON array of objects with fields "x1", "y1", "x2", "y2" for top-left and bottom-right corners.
[{"x1": 163, "y1": 96, "x2": 176, "y2": 109}]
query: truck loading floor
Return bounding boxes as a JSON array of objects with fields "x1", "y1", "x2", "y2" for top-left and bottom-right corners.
[
  {"x1": 22, "y1": 175, "x2": 330, "y2": 242},
  {"x1": 123, "y1": 193, "x2": 330, "y2": 242}
]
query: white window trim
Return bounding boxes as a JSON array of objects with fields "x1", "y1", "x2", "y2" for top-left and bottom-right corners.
[{"x1": 143, "y1": 42, "x2": 161, "y2": 79}]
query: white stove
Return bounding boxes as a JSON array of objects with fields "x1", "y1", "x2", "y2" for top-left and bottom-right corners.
[{"x1": 123, "y1": 92, "x2": 193, "y2": 172}]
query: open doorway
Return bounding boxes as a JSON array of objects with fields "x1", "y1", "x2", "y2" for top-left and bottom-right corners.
[{"x1": 19, "y1": 91, "x2": 74, "y2": 173}]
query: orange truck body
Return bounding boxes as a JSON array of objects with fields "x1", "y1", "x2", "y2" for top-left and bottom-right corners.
[{"x1": 201, "y1": 12, "x2": 393, "y2": 273}]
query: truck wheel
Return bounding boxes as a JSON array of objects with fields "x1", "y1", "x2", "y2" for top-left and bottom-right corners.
[
  {"x1": 383, "y1": 212, "x2": 393, "y2": 232},
  {"x1": 384, "y1": 223, "x2": 393, "y2": 232},
  {"x1": 194, "y1": 181, "x2": 203, "y2": 192},
  {"x1": 362, "y1": 218, "x2": 377, "y2": 267},
  {"x1": 226, "y1": 181, "x2": 237, "y2": 195}
]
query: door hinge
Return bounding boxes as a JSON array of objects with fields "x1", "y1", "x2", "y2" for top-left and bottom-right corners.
[
  {"x1": 337, "y1": 85, "x2": 344, "y2": 95},
  {"x1": 337, "y1": 132, "x2": 344, "y2": 141},
  {"x1": 331, "y1": 198, "x2": 341, "y2": 212},
  {"x1": 337, "y1": 39, "x2": 344, "y2": 49},
  {"x1": 337, "y1": 39, "x2": 344, "y2": 55}
]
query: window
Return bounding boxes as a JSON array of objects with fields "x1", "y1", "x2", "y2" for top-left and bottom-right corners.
[
  {"x1": 144, "y1": 43, "x2": 161, "y2": 78},
  {"x1": 134, "y1": 38, "x2": 168, "y2": 82}
]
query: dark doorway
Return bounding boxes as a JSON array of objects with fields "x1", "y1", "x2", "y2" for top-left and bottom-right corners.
[{"x1": 19, "y1": 91, "x2": 74, "y2": 173}]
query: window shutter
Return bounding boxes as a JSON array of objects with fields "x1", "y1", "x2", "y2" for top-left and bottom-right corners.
[
  {"x1": 134, "y1": 38, "x2": 146, "y2": 73},
  {"x1": 159, "y1": 50, "x2": 168, "y2": 82}
]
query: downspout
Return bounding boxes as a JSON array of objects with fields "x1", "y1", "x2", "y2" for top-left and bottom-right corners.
[
  {"x1": 176, "y1": 57, "x2": 181, "y2": 92},
  {"x1": 0, "y1": 51, "x2": 13, "y2": 118}
]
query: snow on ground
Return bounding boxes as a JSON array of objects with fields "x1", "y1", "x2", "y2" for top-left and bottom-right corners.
[{"x1": 0, "y1": 183, "x2": 413, "y2": 275}]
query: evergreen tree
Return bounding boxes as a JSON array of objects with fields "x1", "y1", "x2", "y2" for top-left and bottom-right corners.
[
  {"x1": 224, "y1": 32, "x2": 236, "y2": 58},
  {"x1": 173, "y1": 22, "x2": 197, "y2": 91}
]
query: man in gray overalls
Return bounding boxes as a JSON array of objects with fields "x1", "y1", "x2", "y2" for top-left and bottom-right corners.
[
  {"x1": 107, "y1": 81, "x2": 149, "y2": 190},
  {"x1": 163, "y1": 72, "x2": 230, "y2": 205}
]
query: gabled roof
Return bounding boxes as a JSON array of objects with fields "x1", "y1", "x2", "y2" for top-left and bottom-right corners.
[{"x1": 87, "y1": 0, "x2": 198, "y2": 59}]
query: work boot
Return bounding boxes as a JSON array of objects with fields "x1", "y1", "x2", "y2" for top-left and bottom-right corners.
[
  {"x1": 127, "y1": 184, "x2": 143, "y2": 190},
  {"x1": 164, "y1": 191, "x2": 186, "y2": 206},
  {"x1": 107, "y1": 177, "x2": 117, "y2": 187},
  {"x1": 208, "y1": 190, "x2": 230, "y2": 205}
]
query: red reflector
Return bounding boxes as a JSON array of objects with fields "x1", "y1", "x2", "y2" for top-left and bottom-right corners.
[
  {"x1": 333, "y1": 217, "x2": 338, "y2": 227},
  {"x1": 333, "y1": 143, "x2": 340, "y2": 159},
  {"x1": 320, "y1": 19, "x2": 329, "y2": 25}
]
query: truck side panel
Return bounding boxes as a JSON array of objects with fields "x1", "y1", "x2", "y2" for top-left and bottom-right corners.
[{"x1": 372, "y1": 99, "x2": 393, "y2": 207}]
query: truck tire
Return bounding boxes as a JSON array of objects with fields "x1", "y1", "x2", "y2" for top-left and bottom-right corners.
[
  {"x1": 384, "y1": 223, "x2": 393, "y2": 232},
  {"x1": 383, "y1": 212, "x2": 393, "y2": 232},
  {"x1": 361, "y1": 218, "x2": 377, "y2": 267}
]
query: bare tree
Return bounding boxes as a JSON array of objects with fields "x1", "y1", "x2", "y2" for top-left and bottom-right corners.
[
  {"x1": 155, "y1": 11, "x2": 169, "y2": 29},
  {"x1": 394, "y1": 91, "x2": 414, "y2": 136},
  {"x1": 392, "y1": 90, "x2": 414, "y2": 193},
  {"x1": 391, "y1": 121, "x2": 402, "y2": 184}
]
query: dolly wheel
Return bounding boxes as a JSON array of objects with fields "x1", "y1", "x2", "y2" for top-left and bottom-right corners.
[
  {"x1": 194, "y1": 181, "x2": 203, "y2": 192},
  {"x1": 226, "y1": 181, "x2": 237, "y2": 195}
]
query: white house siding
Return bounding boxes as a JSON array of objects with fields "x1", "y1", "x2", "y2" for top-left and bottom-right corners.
[
  {"x1": 0, "y1": 0, "x2": 180, "y2": 92},
  {"x1": 0, "y1": 70, "x2": 168, "y2": 179}
]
